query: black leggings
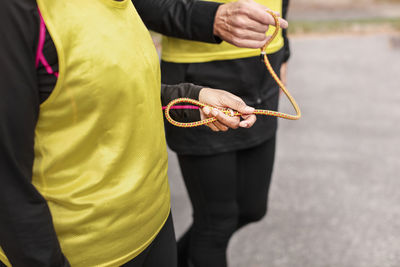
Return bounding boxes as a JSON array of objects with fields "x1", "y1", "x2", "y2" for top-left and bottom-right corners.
[
  {"x1": 0, "y1": 214, "x2": 176, "y2": 267},
  {"x1": 122, "y1": 213, "x2": 177, "y2": 267},
  {"x1": 177, "y1": 137, "x2": 276, "y2": 267}
]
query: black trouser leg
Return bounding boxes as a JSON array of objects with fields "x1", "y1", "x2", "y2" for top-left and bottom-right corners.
[
  {"x1": 177, "y1": 227, "x2": 192, "y2": 267},
  {"x1": 177, "y1": 137, "x2": 276, "y2": 267},
  {"x1": 237, "y1": 137, "x2": 276, "y2": 228},
  {"x1": 0, "y1": 214, "x2": 177, "y2": 267},
  {"x1": 122, "y1": 212, "x2": 177, "y2": 267},
  {"x1": 178, "y1": 150, "x2": 238, "y2": 267}
]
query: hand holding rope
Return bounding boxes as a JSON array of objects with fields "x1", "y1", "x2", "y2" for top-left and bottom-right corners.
[{"x1": 164, "y1": 10, "x2": 301, "y2": 128}]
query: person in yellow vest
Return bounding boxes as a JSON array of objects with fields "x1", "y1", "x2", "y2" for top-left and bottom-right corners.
[
  {"x1": 0, "y1": 0, "x2": 287, "y2": 267},
  {"x1": 161, "y1": 0, "x2": 291, "y2": 266}
]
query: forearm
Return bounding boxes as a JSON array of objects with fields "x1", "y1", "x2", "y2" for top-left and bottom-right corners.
[
  {"x1": 161, "y1": 83, "x2": 203, "y2": 122},
  {"x1": 161, "y1": 83, "x2": 202, "y2": 105},
  {"x1": 0, "y1": 61, "x2": 69, "y2": 267},
  {"x1": 0, "y1": 2, "x2": 68, "y2": 266},
  {"x1": 0, "y1": 87, "x2": 69, "y2": 267},
  {"x1": 133, "y1": 0, "x2": 221, "y2": 43}
]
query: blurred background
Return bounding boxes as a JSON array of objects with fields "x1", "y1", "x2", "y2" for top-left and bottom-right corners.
[{"x1": 163, "y1": 0, "x2": 400, "y2": 266}]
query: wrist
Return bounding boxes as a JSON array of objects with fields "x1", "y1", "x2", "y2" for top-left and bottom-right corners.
[
  {"x1": 213, "y1": 5, "x2": 223, "y2": 38},
  {"x1": 198, "y1": 88, "x2": 210, "y2": 102},
  {"x1": 192, "y1": 1, "x2": 222, "y2": 43}
]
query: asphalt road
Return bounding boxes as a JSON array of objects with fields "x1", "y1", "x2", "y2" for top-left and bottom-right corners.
[{"x1": 167, "y1": 33, "x2": 400, "y2": 267}]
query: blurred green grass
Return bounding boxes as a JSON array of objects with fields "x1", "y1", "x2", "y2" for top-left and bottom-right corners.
[{"x1": 289, "y1": 17, "x2": 400, "y2": 35}]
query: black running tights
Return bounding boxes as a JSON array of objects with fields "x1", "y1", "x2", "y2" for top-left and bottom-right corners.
[{"x1": 177, "y1": 137, "x2": 276, "y2": 267}]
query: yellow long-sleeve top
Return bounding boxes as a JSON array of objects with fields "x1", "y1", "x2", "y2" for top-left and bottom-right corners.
[{"x1": 162, "y1": 0, "x2": 284, "y2": 63}]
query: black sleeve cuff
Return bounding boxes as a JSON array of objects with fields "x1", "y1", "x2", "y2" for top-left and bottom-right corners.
[
  {"x1": 161, "y1": 83, "x2": 202, "y2": 123},
  {"x1": 191, "y1": 1, "x2": 223, "y2": 43},
  {"x1": 161, "y1": 83, "x2": 202, "y2": 105},
  {"x1": 282, "y1": 30, "x2": 290, "y2": 62}
]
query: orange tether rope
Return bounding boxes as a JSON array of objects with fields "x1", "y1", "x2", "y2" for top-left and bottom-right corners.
[{"x1": 165, "y1": 11, "x2": 301, "y2": 128}]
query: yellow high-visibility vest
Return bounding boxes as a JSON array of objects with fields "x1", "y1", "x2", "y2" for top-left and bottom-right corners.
[
  {"x1": 0, "y1": 1, "x2": 170, "y2": 266},
  {"x1": 162, "y1": 0, "x2": 283, "y2": 63}
]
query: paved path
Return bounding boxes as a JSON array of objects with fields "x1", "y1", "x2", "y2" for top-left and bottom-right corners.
[{"x1": 167, "y1": 33, "x2": 400, "y2": 267}]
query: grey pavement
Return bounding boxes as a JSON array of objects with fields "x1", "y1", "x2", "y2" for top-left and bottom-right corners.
[{"x1": 167, "y1": 33, "x2": 400, "y2": 267}]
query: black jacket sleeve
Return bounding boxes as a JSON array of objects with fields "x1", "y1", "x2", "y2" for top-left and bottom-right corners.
[
  {"x1": 133, "y1": 0, "x2": 222, "y2": 43},
  {"x1": 282, "y1": 0, "x2": 290, "y2": 62},
  {"x1": 161, "y1": 83, "x2": 202, "y2": 123},
  {"x1": 0, "y1": 1, "x2": 69, "y2": 266}
]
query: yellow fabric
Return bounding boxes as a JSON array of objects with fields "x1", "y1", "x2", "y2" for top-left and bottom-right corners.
[
  {"x1": 0, "y1": 1, "x2": 170, "y2": 266},
  {"x1": 161, "y1": 0, "x2": 284, "y2": 63}
]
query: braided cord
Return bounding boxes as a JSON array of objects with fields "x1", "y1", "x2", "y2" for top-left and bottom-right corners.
[{"x1": 165, "y1": 11, "x2": 301, "y2": 128}]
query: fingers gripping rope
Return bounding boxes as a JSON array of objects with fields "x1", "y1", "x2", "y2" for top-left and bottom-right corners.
[
  {"x1": 165, "y1": 98, "x2": 241, "y2": 128},
  {"x1": 164, "y1": 11, "x2": 301, "y2": 128}
]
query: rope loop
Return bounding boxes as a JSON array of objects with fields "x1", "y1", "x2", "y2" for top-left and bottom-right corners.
[
  {"x1": 164, "y1": 98, "x2": 242, "y2": 128},
  {"x1": 164, "y1": 11, "x2": 301, "y2": 128}
]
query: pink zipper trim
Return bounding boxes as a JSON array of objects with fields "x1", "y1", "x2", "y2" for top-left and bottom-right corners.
[
  {"x1": 35, "y1": 8, "x2": 58, "y2": 77},
  {"x1": 35, "y1": 9, "x2": 45, "y2": 68},
  {"x1": 162, "y1": 105, "x2": 199, "y2": 110}
]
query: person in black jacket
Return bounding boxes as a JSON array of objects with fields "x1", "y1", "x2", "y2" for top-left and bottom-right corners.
[
  {"x1": 0, "y1": 0, "x2": 286, "y2": 266},
  {"x1": 160, "y1": 0, "x2": 291, "y2": 266}
]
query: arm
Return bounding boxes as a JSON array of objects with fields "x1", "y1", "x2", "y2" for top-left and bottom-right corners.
[
  {"x1": 133, "y1": 0, "x2": 288, "y2": 48},
  {"x1": 161, "y1": 83, "x2": 203, "y2": 123},
  {"x1": 133, "y1": 0, "x2": 221, "y2": 43},
  {"x1": 0, "y1": 1, "x2": 69, "y2": 266},
  {"x1": 161, "y1": 83, "x2": 202, "y2": 106}
]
